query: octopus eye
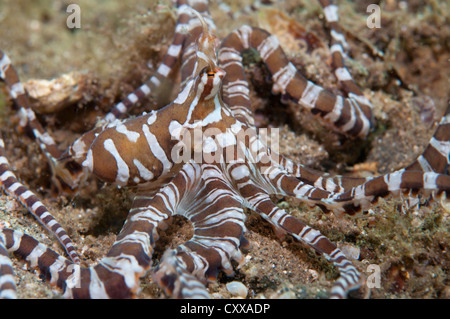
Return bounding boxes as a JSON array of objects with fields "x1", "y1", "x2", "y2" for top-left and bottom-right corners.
[{"x1": 207, "y1": 71, "x2": 215, "y2": 77}]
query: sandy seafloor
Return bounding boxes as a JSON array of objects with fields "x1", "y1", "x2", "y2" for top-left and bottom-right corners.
[{"x1": 0, "y1": 0, "x2": 448, "y2": 299}]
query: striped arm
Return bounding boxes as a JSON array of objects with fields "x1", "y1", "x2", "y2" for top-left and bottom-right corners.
[
  {"x1": 0, "y1": 228, "x2": 75, "y2": 296},
  {"x1": 230, "y1": 163, "x2": 361, "y2": 298},
  {"x1": 0, "y1": 175, "x2": 177, "y2": 298},
  {"x1": 219, "y1": 25, "x2": 373, "y2": 138},
  {"x1": 178, "y1": 0, "x2": 216, "y2": 86},
  {"x1": 318, "y1": 0, "x2": 351, "y2": 55},
  {"x1": 269, "y1": 165, "x2": 450, "y2": 216},
  {"x1": 266, "y1": 104, "x2": 450, "y2": 195},
  {"x1": 0, "y1": 133, "x2": 80, "y2": 263},
  {"x1": 405, "y1": 103, "x2": 450, "y2": 174},
  {"x1": 101, "y1": 0, "x2": 200, "y2": 124},
  {"x1": 318, "y1": 0, "x2": 371, "y2": 102},
  {"x1": 153, "y1": 249, "x2": 210, "y2": 298},
  {"x1": 133, "y1": 162, "x2": 208, "y2": 298},
  {"x1": 275, "y1": 150, "x2": 370, "y2": 194},
  {"x1": 0, "y1": 51, "x2": 64, "y2": 168},
  {"x1": 218, "y1": 43, "x2": 255, "y2": 128},
  {"x1": 0, "y1": 50, "x2": 83, "y2": 192},
  {"x1": 270, "y1": 103, "x2": 450, "y2": 197},
  {"x1": 217, "y1": 0, "x2": 373, "y2": 132},
  {"x1": 61, "y1": 165, "x2": 211, "y2": 298},
  {"x1": 153, "y1": 163, "x2": 248, "y2": 298},
  {"x1": 0, "y1": 231, "x2": 16, "y2": 299}
]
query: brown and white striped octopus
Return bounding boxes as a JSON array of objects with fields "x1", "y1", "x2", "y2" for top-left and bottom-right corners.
[{"x1": 0, "y1": 0, "x2": 449, "y2": 299}]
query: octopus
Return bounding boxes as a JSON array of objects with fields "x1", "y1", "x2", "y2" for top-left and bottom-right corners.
[{"x1": 0, "y1": 0, "x2": 448, "y2": 299}]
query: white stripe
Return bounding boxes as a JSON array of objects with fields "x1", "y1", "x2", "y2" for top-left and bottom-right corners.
[
  {"x1": 335, "y1": 67, "x2": 352, "y2": 82},
  {"x1": 17, "y1": 108, "x2": 36, "y2": 127},
  {"x1": 142, "y1": 124, "x2": 173, "y2": 174},
  {"x1": 341, "y1": 98, "x2": 357, "y2": 132},
  {"x1": 272, "y1": 62, "x2": 297, "y2": 94},
  {"x1": 224, "y1": 81, "x2": 249, "y2": 95},
  {"x1": 439, "y1": 113, "x2": 450, "y2": 124},
  {"x1": 87, "y1": 267, "x2": 109, "y2": 298},
  {"x1": 115, "y1": 124, "x2": 140, "y2": 143},
  {"x1": 0, "y1": 156, "x2": 8, "y2": 165},
  {"x1": 139, "y1": 84, "x2": 151, "y2": 96},
  {"x1": 323, "y1": 4, "x2": 339, "y2": 22},
  {"x1": 293, "y1": 183, "x2": 314, "y2": 197},
  {"x1": 7, "y1": 182, "x2": 21, "y2": 193},
  {"x1": 353, "y1": 185, "x2": 366, "y2": 200},
  {"x1": 325, "y1": 178, "x2": 338, "y2": 192},
  {"x1": 174, "y1": 79, "x2": 194, "y2": 105},
  {"x1": 430, "y1": 137, "x2": 450, "y2": 159},
  {"x1": 10, "y1": 82, "x2": 25, "y2": 99},
  {"x1": 101, "y1": 254, "x2": 144, "y2": 290},
  {"x1": 218, "y1": 49, "x2": 241, "y2": 63},
  {"x1": 417, "y1": 155, "x2": 433, "y2": 172},
  {"x1": 0, "y1": 53, "x2": 11, "y2": 78},
  {"x1": 349, "y1": 92, "x2": 372, "y2": 108},
  {"x1": 133, "y1": 158, "x2": 154, "y2": 181},
  {"x1": 25, "y1": 243, "x2": 46, "y2": 268},
  {"x1": 269, "y1": 209, "x2": 286, "y2": 225},
  {"x1": 324, "y1": 96, "x2": 344, "y2": 123},
  {"x1": 175, "y1": 23, "x2": 188, "y2": 34},
  {"x1": 0, "y1": 170, "x2": 14, "y2": 182},
  {"x1": 299, "y1": 81, "x2": 322, "y2": 109},
  {"x1": 0, "y1": 274, "x2": 15, "y2": 286},
  {"x1": 230, "y1": 165, "x2": 249, "y2": 180},
  {"x1": 48, "y1": 257, "x2": 69, "y2": 285},
  {"x1": 127, "y1": 93, "x2": 138, "y2": 104},
  {"x1": 9, "y1": 231, "x2": 23, "y2": 252},
  {"x1": 104, "y1": 113, "x2": 117, "y2": 123},
  {"x1": 0, "y1": 255, "x2": 13, "y2": 267},
  {"x1": 157, "y1": 64, "x2": 171, "y2": 77},
  {"x1": 150, "y1": 76, "x2": 161, "y2": 87},
  {"x1": 167, "y1": 44, "x2": 182, "y2": 57},
  {"x1": 82, "y1": 149, "x2": 94, "y2": 171},
  {"x1": 47, "y1": 219, "x2": 58, "y2": 228},
  {"x1": 258, "y1": 35, "x2": 280, "y2": 61},
  {"x1": 423, "y1": 172, "x2": 439, "y2": 190},
  {"x1": 20, "y1": 190, "x2": 34, "y2": 200},
  {"x1": 33, "y1": 129, "x2": 56, "y2": 146},
  {"x1": 301, "y1": 227, "x2": 322, "y2": 244},
  {"x1": 104, "y1": 139, "x2": 130, "y2": 185},
  {"x1": 31, "y1": 201, "x2": 45, "y2": 213},
  {"x1": 0, "y1": 289, "x2": 17, "y2": 299},
  {"x1": 330, "y1": 30, "x2": 349, "y2": 49},
  {"x1": 236, "y1": 25, "x2": 252, "y2": 49},
  {"x1": 330, "y1": 43, "x2": 344, "y2": 54},
  {"x1": 384, "y1": 170, "x2": 404, "y2": 191},
  {"x1": 115, "y1": 102, "x2": 127, "y2": 113}
]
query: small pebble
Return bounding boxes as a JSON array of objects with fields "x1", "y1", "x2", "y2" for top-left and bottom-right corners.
[
  {"x1": 440, "y1": 197, "x2": 450, "y2": 213},
  {"x1": 226, "y1": 281, "x2": 248, "y2": 298},
  {"x1": 338, "y1": 243, "x2": 360, "y2": 260}
]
